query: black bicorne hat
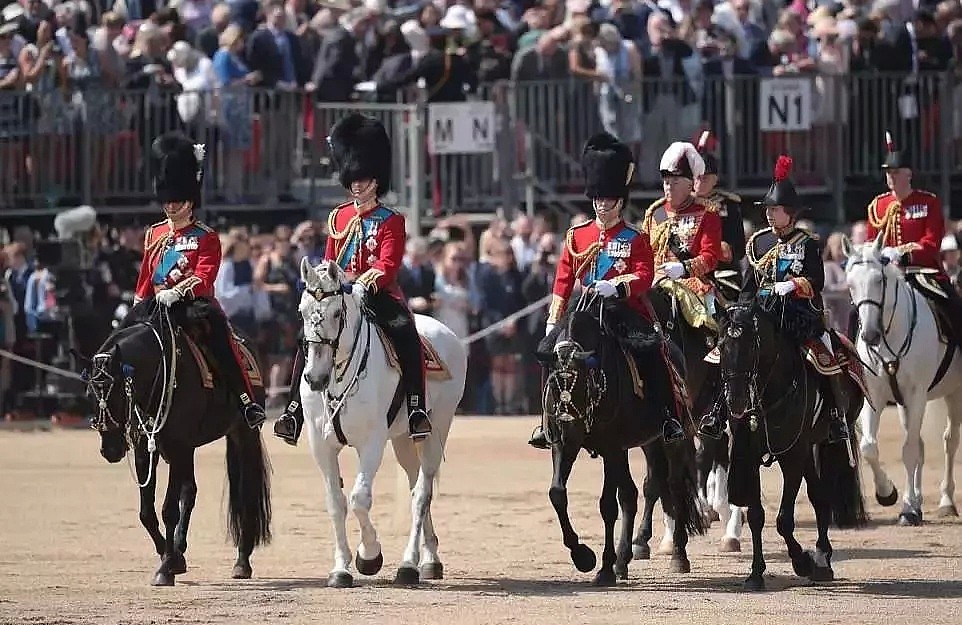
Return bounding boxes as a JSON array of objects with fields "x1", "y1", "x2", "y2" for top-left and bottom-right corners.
[
  {"x1": 759, "y1": 155, "x2": 803, "y2": 214},
  {"x1": 328, "y1": 112, "x2": 392, "y2": 195},
  {"x1": 881, "y1": 130, "x2": 912, "y2": 170},
  {"x1": 151, "y1": 131, "x2": 204, "y2": 205},
  {"x1": 582, "y1": 132, "x2": 635, "y2": 200}
]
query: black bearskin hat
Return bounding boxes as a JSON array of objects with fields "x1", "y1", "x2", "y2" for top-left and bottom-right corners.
[
  {"x1": 328, "y1": 113, "x2": 392, "y2": 195},
  {"x1": 697, "y1": 130, "x2": 719, "y2": 176},
  {"x1": 151, "y1": 132, "x2": 204, "y2": 205},
  {"x1": 881, "y1": 130, "x2": 911, "y2": 170},
  {"x1": 760, "y1": 155, "x2": 802, "y2": 214},
  {"x1": 582, "y1": 132, "x2": 635, "y2": 200}
]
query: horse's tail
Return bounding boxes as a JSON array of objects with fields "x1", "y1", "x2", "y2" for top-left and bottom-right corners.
[
  {"x1": 657, "y1": 438, "x2": 707, "y2": 536},
  {"x1": 226, "y1": 426, "x2": 273, "y2": 548},
  {"x1": 818, "y1": 435, "x2": 868, "y2": 529}
]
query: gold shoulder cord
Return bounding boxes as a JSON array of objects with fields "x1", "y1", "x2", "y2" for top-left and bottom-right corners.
[{"x1": 867, "y1": 195, "x2": 902, "y2": 247}]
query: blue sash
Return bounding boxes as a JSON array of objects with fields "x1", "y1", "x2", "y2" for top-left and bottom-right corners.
[
  {"x1": 337, "y1": 206, "x2": 394, "y2": 271},
  {"x1": 583, "y1": 225, "x2": 638, "y2": 285}
]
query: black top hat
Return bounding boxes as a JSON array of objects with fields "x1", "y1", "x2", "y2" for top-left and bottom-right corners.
[
  {"x1": 328, "y1": 112, "x2": 392, "y2": 195},
  {"x1": 696, "y1": 130, "x2": 718, "y2": 176},
  {"x1": 582, "y1": 132, "x2": 635, "y2": 200},
  {"x1": 759, "y1": 155, "x2": 802, "y2": 213},
  {"x1": 151, "y1": 131, "x2": 204, "y2": 205},
  {"x1": 881, "y1": 130, "x2": 911, "y2": 170}
]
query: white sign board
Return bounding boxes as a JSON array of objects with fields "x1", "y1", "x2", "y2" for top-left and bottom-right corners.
[
  {"x1": 428, "y1": 102, "x2": 497, "y2": 155},
  {"x1": 759, "y1": 77, "x2": 812, "y2": 132}
]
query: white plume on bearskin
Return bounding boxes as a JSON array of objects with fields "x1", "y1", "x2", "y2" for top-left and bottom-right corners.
[
  {"x1": 659, "y1": 141, "x2": 705, "y2": 178},
  {"x1": 54, "y1": 205, "x2": 97, "y2": 239}
]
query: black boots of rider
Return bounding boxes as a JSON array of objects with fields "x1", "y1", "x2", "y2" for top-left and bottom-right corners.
[
  {"x1": 273, "y1": 345, "x2": 305, "y2": 446},
  {"x1": 207, "y1": 311, "x2": 265, "y2": 430},
  {"x1": 826, "y1": 373, "x2": 850, "y2": 444}
]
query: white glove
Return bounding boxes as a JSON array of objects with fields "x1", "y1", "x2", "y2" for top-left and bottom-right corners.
[
  {"x1": 545, "y1": 323, "x2": 555, "y2": 337},
  {"x1": 156, "y1": 289, "x2": 182, "y2": 307},
  {"x1": 881, "y1": 247, "x2": 902, "y2": 264},
  {"x1": 594, "y1": 280, "x2": 618, "y2": 298},
  {"x1": 661, "y1": 261, "x2": 685, "y2": 280},
  {"x1": 773, "y1": 280, "x2": 796, "y2": 296}
]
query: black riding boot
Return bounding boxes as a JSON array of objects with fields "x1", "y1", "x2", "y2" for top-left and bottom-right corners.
[
  {"x1": 208, "y1": 310, "x2": 265, "y2": 429},
  {"x1": 698, "y1": 397, "x2": 728, "y2": 440},
  {"x1": 826, "y1": 373, "x2": 850, "y2": 444},
  {"x1": 273, "y1": 344, "x2": 305, "y2": 446},
  {"x1": 367, "y1": 291, "x2": 432, "y2": 440}
]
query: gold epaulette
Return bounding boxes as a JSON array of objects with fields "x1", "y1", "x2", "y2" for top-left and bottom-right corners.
[
  {"x1": 714, "y1": 189, "x2": 742, "y2": 203},
  {"x1": 745, "y1": 227, "x2": 773, "y2": 268},
  {"x1": 327, "y1": 202, "x2": 354, "y2": 240}
]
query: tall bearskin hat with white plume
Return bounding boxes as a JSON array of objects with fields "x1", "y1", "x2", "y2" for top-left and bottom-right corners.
[
  {"x1": 582, "y1": 132, "x2": 635, "y2": 202},
  {"x1": 151, "y1": 131, "x2": 205, "y2": 205},
  {"x1": 328, "y1": 112, "x2": 392, "y2": 196},
  {"x1": 760, "y1": 155, "x2": 802, "y2": 214},
  {"x1": 659, "y1": 141, "x2": 705, "y2": 180},
  {"x1": 881, "y1": 130, "x2": 911, "y2": 170}
]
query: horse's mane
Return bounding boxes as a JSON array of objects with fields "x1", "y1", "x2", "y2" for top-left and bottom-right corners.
[
  {"x1": 98, "y1": 298, "x2": 213, "y2": 352},
  {"x1": 536, "y1": 299, "x2": 662, "y2": 360}
]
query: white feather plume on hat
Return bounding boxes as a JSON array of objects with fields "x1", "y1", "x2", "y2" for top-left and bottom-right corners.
[{"x1": 659, "y1": 141, "x2": 705, "y2": 179}]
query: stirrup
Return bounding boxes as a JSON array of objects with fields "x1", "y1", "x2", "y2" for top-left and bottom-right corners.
[
  {"x1": 698, "y1": 418, "x2": 725, "y2": 441},
  {"x1": 528, "y1": 425, "x2": 550, "y2": 450},
  {"x1": 273, "y1": 409, "x2": 302, "y2": 446},
  {"x1": 243, "y1": 403, "x2": 266, "y2": 430},
  {"x1": 828, "y1": 415, "x2": 850, "y2": 444},
  {"x1": 663, "y1": 418, "x2": 685, "y2": 444},
  {"x1": 409, "y1": 408, "x2": 432, "y2": 440}
]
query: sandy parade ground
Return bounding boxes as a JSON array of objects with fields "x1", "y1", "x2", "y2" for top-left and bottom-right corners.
[{"x1": 1, "y1": 407, "x2": 961, "y2": 625}]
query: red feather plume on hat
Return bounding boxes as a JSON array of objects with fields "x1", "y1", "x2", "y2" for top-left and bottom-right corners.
[{"x1": 773, "y1": 155, "x2": 793, "y2": 182}]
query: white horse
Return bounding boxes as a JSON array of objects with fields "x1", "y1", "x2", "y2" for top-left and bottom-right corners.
[
  {"x1": 844, "y1": 236, "x2": 962, "y2": 525},
  {"x1": 298, "y1": 258, "x2": 468, "y2": 587}
]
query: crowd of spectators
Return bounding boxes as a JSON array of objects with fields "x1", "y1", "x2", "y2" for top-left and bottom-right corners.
[{"x1": 0, "y1": 0, "x2": 956, "y2": 206}]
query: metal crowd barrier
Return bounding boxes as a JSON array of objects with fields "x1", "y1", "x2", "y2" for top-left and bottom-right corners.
[{"x1": 0, "y1": 72, "x2": 956, "y2": 224}]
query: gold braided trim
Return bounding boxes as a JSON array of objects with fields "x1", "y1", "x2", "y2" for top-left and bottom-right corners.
[
  {"x1": 548, "y1": 294, "x2": 567, "y2": 325},
  {"x1": 714, "y1": 189, "x2": 742, "y2": 203},
  {"x1": 564, "y1": 222, "x2": 599, "y2": 260},
  {"x1": 173, "y1": 275, "x2": 202, "y2": 299},
  {"x1": 791, "y1": 277, "x2": 814, "y2": 299},
  {"x1": 867, "y1": 194, "x2": 902, "y2": 247},
  {"x1": 356, "y1": 268, "x2": 384, "y2": 292},
  {"x1": 896, "y1": 242, "x2": 922, "y2": 255},
  {"x1": 684, "y1": 256, "x2": 710, "y2": 279}
]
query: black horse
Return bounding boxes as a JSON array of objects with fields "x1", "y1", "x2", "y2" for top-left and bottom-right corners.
[
  {"x1": 79, "y1": 299, "x2": 272, "y2": 586},
  {"x1": 719, "y1": 301, "x2": 867, "y2": 590},
  {"x1": 537, "y1": 295, "x2": 705, "y2": 586},
  {"x1": 632, "y1": 283, "x2": 721, "y2": 558}
]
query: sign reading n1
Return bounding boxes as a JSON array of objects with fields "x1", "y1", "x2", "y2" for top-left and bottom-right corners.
[
  {"x1": 428, "y1": 102, "x2": 496, "y2": 155},
  {"x1": 759, "y1": 77, "x2": 812, "y2": 131}
]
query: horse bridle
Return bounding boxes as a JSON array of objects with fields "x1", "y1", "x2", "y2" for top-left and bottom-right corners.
[{"x1": 718, "y1": 308, "x2": 763, "y2": 422}]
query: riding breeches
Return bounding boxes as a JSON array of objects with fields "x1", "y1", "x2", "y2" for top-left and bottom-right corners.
[{"x1": 204, "y1": 301, "x2": 258, "y2": 403}]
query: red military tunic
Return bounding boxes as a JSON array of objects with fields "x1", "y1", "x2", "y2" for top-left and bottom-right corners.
[
  {"x1": 548, "y1": 218, "x2": 655, "y2": 325},
  {"x1": 134, "y1": 219, "x2": 221, "y2": 303},
  {"x1": 866, "y1": 189, "x2": 943, "y2": 271},
  {"x1": 642, "y1": 196, "x2": 723, "y2": 294},
  {"x1": 325, "y1": 201, "x2": 406, "y2": 299}
]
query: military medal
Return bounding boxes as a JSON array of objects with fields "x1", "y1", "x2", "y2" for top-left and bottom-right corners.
[
  {"x1": 791, "y1": 259, "x2": 803, "y2": 274},
  {"x1": 614, "y1": 259, "x2": 627, "y2": 273}
]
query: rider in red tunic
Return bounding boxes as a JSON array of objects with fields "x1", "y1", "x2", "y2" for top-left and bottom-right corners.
[
  {"x1": 273, "y1": 113, "x2": 431, "y2": 446},
  {"x1": 131, "y1": 132, "x2": 265, "y2": 429},
  {"x1": 528, "y1": 132, "x2": 686, "y2": 449},
  {"x1": 865, "y1": 131, "x2": 962, "y2": 346}
]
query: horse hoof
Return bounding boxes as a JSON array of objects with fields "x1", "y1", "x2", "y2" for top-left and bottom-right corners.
[
  {"x1": 151, "y1": 572, "x2": 175, "y2": 587},
  {"x1": 394, "y1": 566, "x2": 420, "y2": 586},
  {"x1": 792, "y1": 552, "x2": 814, "y2": 578},
  {"x1": 632, "y1": 543, "x2": 650, "y2": 560},
  {"x1": 167, "y1": 553, "x2": 187, "y2": 575},
  {"x1": 593, "y1": 569, "x2": 617, "y2": 587},
  {"x1": 327, "y1": 571, "x2": 354, "y2": 589},
  {"x1": 668, "y1": 555, "x2": 690, "y2": 574},
  {"x1": 808, "y1": 566, "x2": 835, "y2": 582},
  {"x1": 614, "y1": 562, "x2": 629, "y2": 580},
  {"x1": 936, "y1": 504, "x2": 959, "y2": 518},
  {"x1": 743, "y1": 575, "x2": 765, "y2": 591},
  {"x1": 231, "y1": 563, "x2": 252, "y2": 579},
  {"x1": 570, "y1": 544, "x2": 596, "y2": 573},
  {"x1": 876, "y1": 487, "x2": 899, "y2": 507},
  {"x1": 419, "y1": 561, "x2": 444, "y2": 580},
  {"x1": 897, "y1": 510, "x2": 923, "y2": 526},
  {"x1": 355, "y1": 552, "x2": 384, "y2": 576},
  {"x1": 719, "y1": 537, "x2": 741, "y2": 553},
  {"x1": 656, "y1": 542, "x2": 675, "y2": 556}
]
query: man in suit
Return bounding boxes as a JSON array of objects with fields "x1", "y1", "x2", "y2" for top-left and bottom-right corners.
[
  {"x1": 397, "y1": 237, "x2": 436, "y2": 316},
  {"x1": 246, "y1": 0, "x2": 308, "y2": 202},
  {"x1": 307, "y1": 7, "x2": 371, "y2": 102}
]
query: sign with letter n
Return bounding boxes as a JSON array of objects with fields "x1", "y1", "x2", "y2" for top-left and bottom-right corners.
[
  {"x1": 759, "y1": 77, "x2": 813, "y2": 132},
  {"x1": 428, "y1": 102, "x2": 497, "y2": 155}
]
